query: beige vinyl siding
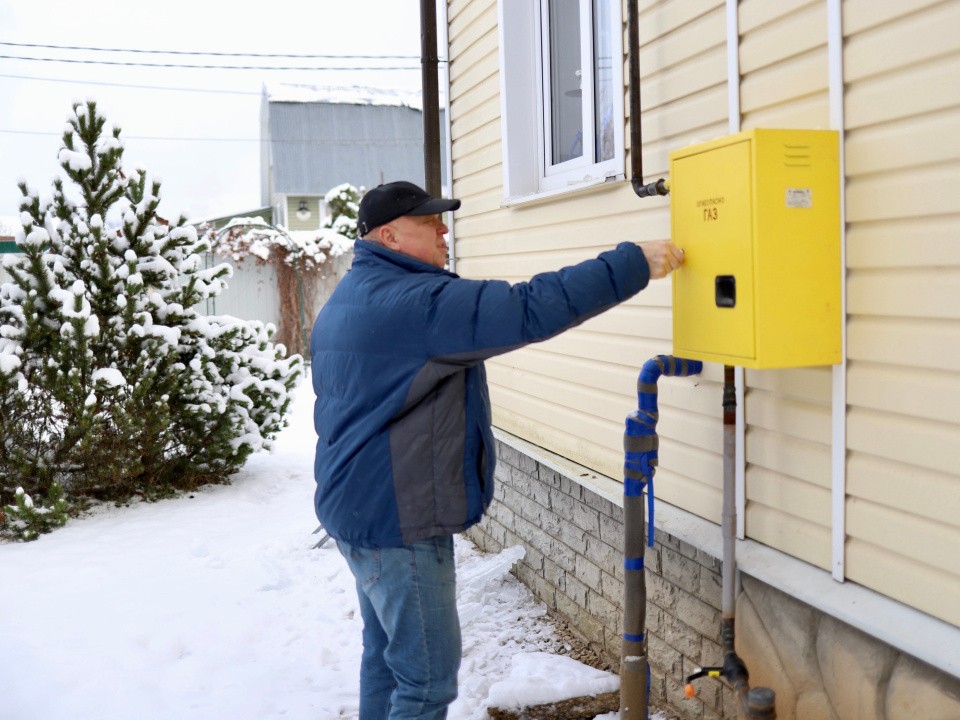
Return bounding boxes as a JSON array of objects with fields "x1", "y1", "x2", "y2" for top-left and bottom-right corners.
[
  {"x1": 447, "y1": 0, "x2": 960, "y2": 628},
  {"x1": 735, "y1": 2, "x2": 836, "y2": 570},
  {"x1": 843, "y1": 0, "x2": 960, "y2": 626},
  {"x1": 739, "y1": 0, "x2": 830, "y2": 128},
  {"x1": 449, "y1": 0, "x2": 728, "y2": 524},
  {"x1": 634, "y1": 2, "x2": 728, "y2": 162},
  {"x1": 731, "y1": 0, "x2": 960, "y2": 600},
  {"x1": 620, "y1": 0, "x2": 730, "y2": 522},
  {"x1": 743, "y1": 372, "x2": 834, "y2": 569}
]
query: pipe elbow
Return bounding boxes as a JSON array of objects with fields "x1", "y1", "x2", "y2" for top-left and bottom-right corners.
[
  {"x1": 631, "y1": 177, "x2": 669, "y2": 198},
  {"x1": 722, "y1": 651, "x2": 750, "y2": 686},
  {"x1": 639, "y1": 355, "x2": 668, "y2": 385},
  {"x1": 639, "y1": 355, "x2": 703, "y2": 385}
]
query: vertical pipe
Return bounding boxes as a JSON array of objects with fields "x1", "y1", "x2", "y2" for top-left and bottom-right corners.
[
  {"x1": 627, "y1": 0, "x2": 643, "y2": 187},
  {"x1": 621, "y1": 366, "x2": 658, "y2": 720},
  {"x1": 622, "y1": 356, "x2": 702, "y2": 720},
  {"x1": 722, "y1": 365, "x2": 738, "y2": 620},
  {"x1": 420, "y1": 0, "x2": 442, "y2": 196},
  {"x1": 722, "y1": 364, "x2": 778, "y2": 719},
  {"x1": 722, "y1": 364, "x2": 751, "y2": 715},
  {"x1": 735, "y1": 365, "x2": 746, "y2": 540},
  {"x1": 621, "y1": 481, "x2": 649, "y2": 720},
  {"x1": 626, "y1": 0, "x2": 667, "y2": 198}
]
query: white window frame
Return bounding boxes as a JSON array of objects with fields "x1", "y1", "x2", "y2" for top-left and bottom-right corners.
[{"x1": 498, "y1": 0, "x2": 624, "y2": 204}]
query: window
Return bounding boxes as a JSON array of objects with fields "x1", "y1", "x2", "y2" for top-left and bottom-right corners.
[{"x1": 498, "y1": 0, "x2": 624, "y2": 201}]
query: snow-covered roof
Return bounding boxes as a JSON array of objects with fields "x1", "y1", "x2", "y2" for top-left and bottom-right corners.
[{"x1": 262, "y1": 83, "x2": 423, "y2": 111}]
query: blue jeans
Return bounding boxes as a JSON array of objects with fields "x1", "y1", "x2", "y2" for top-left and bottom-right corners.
[{"x1": 337, "y1": 535, "x2": 462, "y2": 720}]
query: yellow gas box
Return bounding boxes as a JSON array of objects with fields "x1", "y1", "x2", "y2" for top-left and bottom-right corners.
[{"x1": 670, "y1": 128, "x2": 841, "y2": 368}]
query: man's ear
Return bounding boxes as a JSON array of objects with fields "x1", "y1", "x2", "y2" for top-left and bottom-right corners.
[{"x1": 378, "y1": 224, "x2": 399, "y2": 250}]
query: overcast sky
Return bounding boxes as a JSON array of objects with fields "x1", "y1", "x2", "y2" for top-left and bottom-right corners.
[{"x1": 0, "y1": 1, "x2": 426, "y2": 223}]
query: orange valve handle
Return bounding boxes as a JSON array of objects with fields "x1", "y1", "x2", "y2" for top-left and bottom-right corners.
[{"x1": 684, "y1": 666, "x2": 723, "y2": 700}]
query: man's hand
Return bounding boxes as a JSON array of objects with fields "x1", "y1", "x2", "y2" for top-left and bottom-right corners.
[{"x1": 639, "y1": 241, "x2": 685, "y2": 279}]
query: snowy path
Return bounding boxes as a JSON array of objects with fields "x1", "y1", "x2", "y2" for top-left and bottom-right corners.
[{"x1": 0, "y1": 381, "x2": 660, "y2": 720}]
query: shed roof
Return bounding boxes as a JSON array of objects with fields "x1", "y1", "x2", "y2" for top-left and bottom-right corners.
[
  {"x1": 262, "y1": 84, "x2": 426, "y2": 198},
  {"x1": 263, "y1": 83, "x2": 422, "y2": 110}
]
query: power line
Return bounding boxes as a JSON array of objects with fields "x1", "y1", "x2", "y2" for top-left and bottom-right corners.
[
  {"x1": 0, "y1": 128, "x2": 261, "y2": 142},
  {"x1": 0, "y1": 40, "x2": 421, "y2": 61},
  {"x1": 0, "y1": 128, "x2": 423, "y2": 146},
  {"x1": 0, "y1": 73, "x2": 424, "y2": 99},
  {"x1": 0, "y1": 54, "x2": 420, "y2": 71},
  {"x1": 0, "y1": 72, "x2": 261, "y2": 96}
]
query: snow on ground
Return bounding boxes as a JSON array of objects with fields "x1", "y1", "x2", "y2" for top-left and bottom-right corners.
[{"x1": 0, "y1": 379, "x2": 672, "y2": 720}]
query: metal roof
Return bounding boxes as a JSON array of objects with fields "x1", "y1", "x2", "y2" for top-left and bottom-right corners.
[
  {"x1": 262, "y1": 83, "x2": 422, "y2": 110},
  {"x1": 262, "y1": 91, "x2": 426, "y2": 202}
]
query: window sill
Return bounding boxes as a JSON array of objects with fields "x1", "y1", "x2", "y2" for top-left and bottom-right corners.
[{"x1": 501, "y1": 173, "x2": 625, "y2": 209}]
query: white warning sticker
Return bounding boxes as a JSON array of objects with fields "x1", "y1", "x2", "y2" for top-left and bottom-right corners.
[{"x1": 786, "y1": 188, "x2": 812, "y2": 209}]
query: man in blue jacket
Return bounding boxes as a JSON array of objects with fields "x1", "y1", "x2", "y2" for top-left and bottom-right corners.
[{"x1": 311, "y1": 181, "x2": 684, "y2": 720}]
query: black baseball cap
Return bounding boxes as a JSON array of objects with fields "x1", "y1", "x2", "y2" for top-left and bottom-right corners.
[{"x1": 357, "y1": 181, "x2": 461, "y2": 236}]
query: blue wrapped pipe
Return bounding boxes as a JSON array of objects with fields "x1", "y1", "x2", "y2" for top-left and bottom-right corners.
[
  {"x1": 620, "y1": 355, "x2": 702, "y2": 720},
  {"x1": 625, "y1": 355, "x2": 703, "y2": 547}
]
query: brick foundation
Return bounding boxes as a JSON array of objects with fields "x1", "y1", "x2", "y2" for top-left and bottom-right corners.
[{"x1": 466, "y1": 437, "x2": 960, "y2": 720}]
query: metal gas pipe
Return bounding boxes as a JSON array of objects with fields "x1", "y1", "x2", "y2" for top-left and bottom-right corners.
[
  {"x1": 627, "y1": 0, "x2": 668, "y2": 199},
  {"x1": 621, "y1": 355, "x2": 702, "y2": 719},
  {"x1": 684, "y1": 365, "x2": 776, "y2": 719}
]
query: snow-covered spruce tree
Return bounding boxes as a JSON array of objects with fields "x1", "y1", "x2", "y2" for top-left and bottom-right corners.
[
  {"x1": 321, "y1": 182, "x2": 361, "y2": 240},
  {"x1": 0, "y1": 101, "x2": 301, "y2": 539}
]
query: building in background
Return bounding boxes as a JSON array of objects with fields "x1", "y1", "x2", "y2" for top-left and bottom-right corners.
[
  {"x1": 0, "y1": 216, "x2": 20, "y2": 285},
  {"x1": 199, "y1": 84, "x2": 439, "y2": 331},
  {"x1": 259, "y1": 83, "x2": 434, "y2": 231}
]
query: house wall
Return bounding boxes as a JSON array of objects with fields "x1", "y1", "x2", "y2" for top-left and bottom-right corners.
[
  {"x1": 0, "y1": 239, "x2": 15, "y2": 285},
  {"x1": 467, "y1": 438, "x2": 960, "y2": 719},
  {"x1": 286, "y1": 196, "x2": 322, "y2": 232},
  {"x1": 447, "y1": 0, "x2": 960, "y2": 717},
  {"x1": 0, "y1": 222, "x2": 19, "y2": 284},
  {"x1": 735, "y1": 0, "x2": 836, "y2": 576},
  {"x1": 839, "y1": 0, "x2": 960, "y2": 630},
  {"x1": 450, "y1": 0, "x2": 694, "y2": 503}
]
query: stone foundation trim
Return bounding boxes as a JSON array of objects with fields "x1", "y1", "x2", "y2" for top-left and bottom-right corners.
[{"x1": 492, "y1": 427, "x2": 960, "y2": 680}]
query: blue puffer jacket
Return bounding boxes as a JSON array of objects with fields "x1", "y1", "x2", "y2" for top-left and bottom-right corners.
[{"x1": 310, "y1": 238, "x2": 650, "y2": 547}]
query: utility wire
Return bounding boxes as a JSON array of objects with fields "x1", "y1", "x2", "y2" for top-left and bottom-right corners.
[
  {"x1": 0, "y1": 128, "x2": 421, "y2": 145},
  {"x1": 0, "y1": 55, "x2": 420, "y2": 71},
  {"x1": 0, "y1": 72, "x2": 261, "y2": 96},
  {"x1": 0, "y1": 128, "x2": 261, "y2": 142},
  {"x1": 0, "y1": 72, "x2": 423, "y2": 98},
  {"x1": 0, "y1": 40, "x2": 422, "y2": 60}
]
